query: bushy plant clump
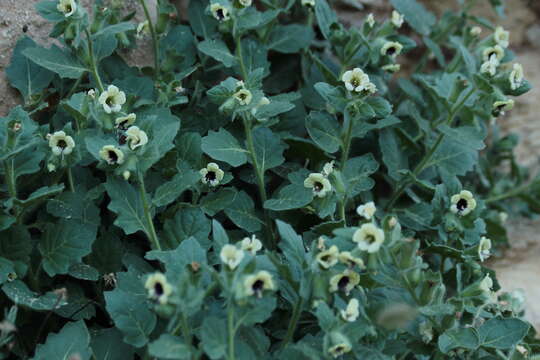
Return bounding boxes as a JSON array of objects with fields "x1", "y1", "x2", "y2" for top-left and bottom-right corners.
[{"x1": 1, "y1": 0, "x2": 540, "y2": 358}]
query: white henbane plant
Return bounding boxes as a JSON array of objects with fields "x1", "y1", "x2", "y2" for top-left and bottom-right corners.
[{"x1": 0, "y1": 0, "x2": 538, "y2": 359}]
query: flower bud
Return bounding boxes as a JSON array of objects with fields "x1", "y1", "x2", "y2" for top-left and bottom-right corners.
[{"x1": 123, "y1": 171, "x2": 131, "y2": 181}]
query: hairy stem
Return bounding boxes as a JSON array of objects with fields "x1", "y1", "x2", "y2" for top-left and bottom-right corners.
[
  {"x1": 282, "y1": 297, "x2": 304, "y2": 348},
  {"x1": 137, "y1": 172, "x2": 161, "y2": 251},
  {"x1": 385, "y1": 87, "x2": 476, "y2": 210},
  {"x1": 227, "y1": 304, "x2": 236, "y2": 360},
  {"x1": 67, "y1": 167, "x2": 75, "y2": 193},
  {"x1": 84, "y1": 29, "x2": 104, "y2": 92},
  {"x1": 138, "y1": 0, "x2": 160, "y2": 79}
]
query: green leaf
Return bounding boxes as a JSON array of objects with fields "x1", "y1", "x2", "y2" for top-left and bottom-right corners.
[
  {"x1": 188, "y1": 0, "x2": 218, "y2": 38},
  {"x1": 38, "y1": 220, "x2": 97, "y2": 277},
  {"x1": 343, "y1": 154, "x2": 379, "y2": 197},
  {"x1": 23, "y1": 45, "x2": 87, "y2": 79},
  {"x1": 0, "y1": 225, "x2": 32, "y2": 266},
  {"x1": 6, "y1": 37, "x2": 54, "y2": 99},
  {"x1": 212, "y1": 220, "x2": 230, "y2": 251},
  {"x1": 105, "y1": 287, "x2": 156, "y2": 347},
  {"x1": 314, "y1": 83, "x2": 347, "y2": 113},
  {"x1": 161, "y1": 207, "x2": 211, "y2": 250},
  {"x1": 389, "y1": 0, "x2": 436, "y2": 35},
  {"x1": 379, "y1": 128, "x2": 408, "y2": 181},
  {"x1": 93, "y1": 22, "x2": 136, "y2": 37},
  {"x1": 153, "y1": 169, "x2": 200, "y2": 207},
  {"x1": 177, "y1": 132, "x2": 203, "y2": 168},
  {"x1": 264, "y1": 184, "x2": 313, "y2": 211},
  {"x1": 438, "y1": 327, "x2": 480, "y2": 354},
  {"x1": 91, "y1": 328, "x2": 136, "y2": 360},
  {"x1": 104, "y1": 177, "x2": 149, "y2": 236},
  {"x1": 198, "y1": 39, "x2": 237, "y2": 68},
  {"x1": 268, "y1": 25, "x2": 314, "y2": 53},
  {"x1": 146, "y1": 237, "x2": 207, "y2": 275},
  {"x1": 200, "y1": 188, "x2": 237, "y2": 216},
  {"x1": 47, "y1": 190, "x2": 100, "y2": 227},
  {"x1": 306, "y1": 111, "x2": 341, "y2": 153},
  {"x1": 148, "y1": 335, "x2": 190, "y2": 359},
  {"x1": 202, "y1": 128, "x2": 248, "y2": 167},
  {"x1": 0, "y1": 258, "x2": 15, "y2": 285},
  {"x1": 276, "y1": 220, "x2": 306, "y2": 266},
  {"x1": 2, "y1": 280, "x2": 67, "y2": 311},
  {"x1": 33, "y1": 320, "x2": 92, "y2": 360},
  {"x1": 252, "y1": 127, "x2": 287, "y2": 172},
  {"x1": 201, "y1": 317, "x2": 227, "y2": 359},
  {"x1": 478, "y1": 317, "x2": 530, "y2": 349},
  {"x1": 314, "y1": 0, "x2": 338, "y2": 39},
  {"x1": 225, "y1": 191, "x2": 264, "y2": 232},
  {"x1": 68, "y1": 263, "x2": 100, "y2": 281}
]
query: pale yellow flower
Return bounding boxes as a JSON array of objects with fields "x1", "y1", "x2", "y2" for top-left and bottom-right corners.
[
  {"x1": 200, "y1": 162, "x2": 225, "y2": 187},
  {"x1": 210, "y1": 3, "x2": 230, "y2": 21},
  {"x1": 478, "y1": 236, "x2": 492, "y2": 262},
  {"x1": 381, "y1": 41, "x2": 403, "y2": 58},
  {"x1": 450, "y1": 190, "x2": 476, "y2": 216},
  {"x1": 48, "y1": 131, "x2": 75, "y2": 156},
  {"x1": 356, "y1": 201, "x2": 376, "y2": 220},
  {"x1": 240, "y1": 235, "x2": 263, "y2": 255},
  {"x1": 99, "y1": 145, "x2": 124, "y2": 165},
  {"x1": 494, "y1": 26, "x2": 510, "y2": 48},
  {"x1": 391, "y1": 10, "x2": 404, "y2": 28},
  {"x1": 125, "y1": 126, "x2": 148, "y2": 150},
  {"x1": 352, "y1": 223, "x2": 385, "y2": 253},
  {"x1": 341, "y1": 68, "x2": 377, "y2": 94},
  {"x1": 220, "y1": 244, "x2": 244, "y2": 270},
  {"x1": 145, "y1": 273, "x2": 173, "y2": 304},
  {"x1": 98, "y1": 85, "x2": 126, "y2": 114},
  {"x1": 315, "y1": 245, "x2": 339, "y2": 269},
  {"x1": 329, "y1": 269, "x2": 360, "y2": 294},
  {"x1": 340, "y1": 298, "x2": 359, "y2": 322},
  {"x1": 57, "y1": 0, "x2": 76, "y2": 17},
  {"x1": 509, "y1": 63, "x2": 524, "y2": 90},
  {"x1": 304, "y1": 173, "x2": 332, "y2": 198},
  {"x1": 244, "y1": 270, "x2": 275, "y2": 297}
]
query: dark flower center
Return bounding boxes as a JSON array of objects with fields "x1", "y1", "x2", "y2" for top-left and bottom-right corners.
[
  {"x1": 252, "y1": 279, "x2": 264, "y2": 292},
  {"x1": 338, "y1": 276, "x2": 350, "y2": 290},
  {"x1": 206, "y1": 171, "x2": 216, "y2": 182},
  {"x1": 386, "y1": 46, "x2": 396, "y2": 55},
  {"x1": 350, "y1": 77, "x2": 360, "y2": 87},
  {"x1": 334, "y1": 345, "x2": 345, "y2": 354},
  {"x1": 216, "y1": 9, "x2": 225, "y2": 20},
  {"x1": 456, "y1": 198, "x2": 468, "y2": 211},
  {"x1": 365, "y1": 235, "x2": 376, "y2": 244},
  {"x1": 106, "y1": 95, "x2": 114, "y2": 106},
  {"x1": 487, "y1": 51, "x2": 496, "y2": 59},
  {"x1": 314, "y1": 182, "x2": 323, "y2": 192},
  {"x1": 57, "y1": 139, "x2": 67, "y2": 148},
  {"x1": 154, "y1": 282, "x2": 164, "y2": 296},
  {"x1": 118, "y1": 134, "x2": 127, "y2": 145},
  {"x1": 108, "y1": 150, "x2": 118, "y2": 163}
]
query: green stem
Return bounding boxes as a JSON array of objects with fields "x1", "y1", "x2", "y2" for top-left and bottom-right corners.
[
  {"x1": 138, "y1": 0, "x2": 160, "y2": 79},
  {"x1": 235, "y1": 33, "x2": 248, "y2": 80},
  {"x1": 282, "y1": 298, "x2": 304, "y2": 348},
  {"x1": 227, "y1": 304, "x2": 236, "y2": 360},
  {"x1": 84, "y1": 29, "x2": 104, "y2": 92},
  {"x1": 385, "y1": 87, "x2": 476, "y2": 210},
  {"x1": 242, "y1": 116, "x2": 275, "y2": 248},
  {"x1": 485, "y1": 183, "x2": 531, "y2": 204},
  {"x1": 137, "y1": 172, "x2": 161, "y2": 251},
  {"x1": 67, "y1": 167, "x2": 75, "y2": 193},
  {"x1": 340, "y1": 114, "x2": 354, "y2": 171}
]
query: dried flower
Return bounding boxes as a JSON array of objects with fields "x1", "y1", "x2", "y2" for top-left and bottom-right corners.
[
  {"x1": 322, "y1": 161, "x2": 334, "y2": 176},
  {"x1": 509, "y1": 63, "x2": 524, "y2": 90},
  {"x1": 366, "y1": 13, "x2": 375, "y2": 28},
  {"x1": 470, "y1": 26, "x2": 482, "y2": 36},
  {"x1": 200, "y1": 162, "x2": 225, "y2": 187},
  {"x1": 478, "y1": 236, "x2": 492, "y2": 262},
  {"x1": 450, "y1": 190, "x2": 476, "y2": 216},
  {"x1": 352, "y1": 223, "x2": 385, "y2": 253}
]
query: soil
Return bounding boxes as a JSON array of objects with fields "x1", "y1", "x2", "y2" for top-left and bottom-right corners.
[{"x1": 1, "y1": 0, "x2": 539, "y2": 330}]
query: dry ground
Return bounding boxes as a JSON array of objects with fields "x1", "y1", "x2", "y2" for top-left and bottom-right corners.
[{"x1": 1, "y1": 0, "x2": 539, "y2": 329}]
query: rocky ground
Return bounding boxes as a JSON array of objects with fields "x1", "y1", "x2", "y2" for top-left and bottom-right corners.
[{"x1": 1, "y1": 0, "x2": 539, "y2": 329}]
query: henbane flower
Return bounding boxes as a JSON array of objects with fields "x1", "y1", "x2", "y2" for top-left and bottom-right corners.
[
  {"x1": 200, "y1": 162, "x2": 224, "y2": 187},
  {"x1": 340, "y1": 298, "x2": 359, "y2": 322},
  {"x1": 220, "y1": 244, "x2": 244, "y2": 270},
  {"x1": 210, "y1": 3, "x2": 230, "y2": 21},
  {"x1": 315, "y1": 245, "x2": 339, "y2": 269},
  {"x1": 494, "y1": 26, "x2": 510, "y2": 48},
  {"x1": 380, "y1": 41, "x2": 403, "y2": 58},
  {"x1": 329, "y1": 269, "x2": 360, "y2": 294},
  {"x1": 57, "y1": 0, "x2": 77, "y2": 17},
  {"x1": 479, "y1": 273, "x2": 493, "y2": 293},
  {"x1": 450, "y1": 190, "x2": 476, "y2": 216},
  {"x1": 352, "y1": 223, "x2": 385, "y2": 253},
  {"x1": 301, "y1": 0, "x2": 315, "y2": 7},
  {"x1": 356, "y1": 201, "x2": 376, "y2": 220},
  {"x1": 480, "y1": 55, "x2": 499, "y2": 77},
  {"x1": 145, "y1": 273, "x2": 173, "y2": 304},
  {"x1": 341, "y1": 68, "x2": 377, "y2": 94},
  {"x1": 233, "y1": 88, "x2": 253, "y2": 106},
  {"x1": 509, "y1": 63, "x2": 524, "y2": 90},
  {"x1": 391, "y1": 10, "x2": 404, "y2": 28},
  {"x1": 238, "y1": 0, "x2": 252, "y2": 7},
  {"x1": 482, "y1": 45, "x2": 505, "y2": 62},
  {"x1": 478, "y1": 236, "x2": 492, "y2": 262},
  {"x1": 125, "y1": 126, "x2": 148, "y2": 150},
  {"x1": 240, "y1": 235, "x2": 263, "y2": 255},
  {"x1": 328, "y1": 335, "x2": 352, "y2": 358},
  {"x1": 304, "y1": 173, "x2": 332, "y2": 198},
  {"x1": 115, "y1": 113, "x2": 136, "y2": 129},
  {"x1": 382, "y1": 64, "x2": 400, "y2": 73},
  {"x1": 366, "y1": 13, "x2": 375, "y2": 28},
  {"x1": 470, "y1": 26, "x2": 482, "y2": 36},
  {"x1": 492, "y1": 99, "x2": 515, "y2": 116},
  {"x1": 48, "y1": 131, "x2": 75, "y2": 156},
  {"x1": 338, "y1": 251, "x2": 365, "y2": 268},
  {"x1": 98, "y1": 85, "x2": 126, "y2": 114},
  {"x1": 322, "y1": 161, "x2": 334, "y2": 176},
  {"x1": 99, "y1": 145, "x2": 124, "y2": 165},
  {"x1": 244, "y1": 270, "x2": 275, "y2": 297}
]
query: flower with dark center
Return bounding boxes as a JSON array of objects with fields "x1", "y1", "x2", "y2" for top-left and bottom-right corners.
[
  {"x1": 57, "y1": 0, "x2": 77, "y2": 17},
  {"x1": 125, "y1": 126, "x2": 148, "y2": 150},
  {"x1": 99, "y1": 145, "x2": 125, "y2": 165},
  {"x1": 315, "y1": 245, "x2": 339, "y2": 269},
  {"x1": 233, "y1": 88, "x2": 253, "y2": 105},
  {"x1": 482, "y1": 45, "x2": 504, "y2": 62},
  {"x1": 328, "y1": 333, "x2": 352, "y2": 358},
  {"x1": 356, "y1": 201, "x2": 376, "y2": 220},
  {"x1": 304, "y1": 173, "x2": 332, "y2": 198},
  {"x1": 301, "y1": 0, "x2": 315, "y2": 7},
  {"x1": 244, "y1": 270, "x2": 275, "y2": 297},
  {"x1": 200, "y1": 162, "x2": 224, "y2": 187},
  {"x1": 48, "y1": 131, "x2": 75, "y2": 156},
  {"x1": 450, "y1": 190, "x2": 477, "y2": 216},
  {"x1": 338, "y1": 251, "x2": 365, "y2": 268},
  {"x1": 352, "y1": 223, "x2": 385, "y2": 253},
  {"x1": 98, "y1": 85, "x2": 126, "y2": 114},
  {"x1": 210, "y1": 4, "x2": 230, "y2": 21},
  {"x1": 478, "y1": 236, "x2": 492, "y2": 262},
  {"x1": 494, "y1": 26, "x2": 510, "y2": 48},
  {"x1": 115, "y1": 113, "x2": 136, "y2": 130},
  {"x1": 509, "y1": 63, "x2": 524, "y2": 90},
  {"x1": 329, "y1": 269, "x2": 360, "y2": 294},
  {"x1": 492, "y1": 99, "x2": 515, "y2": 117},
  {"x1": 380, "y1": 41, "x2": 403, "y2": 58},
  {"x1": 220, "y1": 244, "x2": 244, "y2": 270},
  {"x1": 240, "y1": 235, "x2": 263, "y2": 255},
  {"x1": 341, "y1": 67, "x2": 377, "y2": 94},
  {"x1": 145, "y1": 273, "x2": 173, "y2": 304}
]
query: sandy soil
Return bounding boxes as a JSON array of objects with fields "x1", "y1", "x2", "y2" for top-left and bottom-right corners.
[{"x1": 1, "y1": 0, "x2": 539, "y2": 329}]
